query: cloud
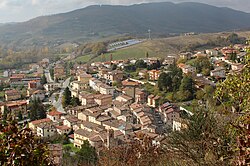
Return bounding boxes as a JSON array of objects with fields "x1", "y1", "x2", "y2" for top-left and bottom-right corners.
[{"x1": 0, "y1": 0, "x2": 249, "y2": 23}]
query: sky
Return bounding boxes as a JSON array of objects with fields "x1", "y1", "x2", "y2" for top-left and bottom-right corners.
[{"x1": 0, "y1": 0, "x2": 250, "y2": 23}]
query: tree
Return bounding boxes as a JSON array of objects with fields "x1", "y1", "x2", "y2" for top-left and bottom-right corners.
[
  {"x1": 164, "y1": 107, "x2": 233, "y2": 165},
  {"x1": 0, "y1": 118, "x2": 54, "y2": 165},
  {"x1": 145, "y1": 51, "x2": 149, "y2": 58},
  {"x1": 179, "y1": 76, "x2": 195, "y2": 94},
  {"x1": 70, "y1": 96, "x2": 81, "y2": 107},
  {"x1": 215, "y1": 53, "x2": 250, "y2": 165},
  {"x1": 76, "y1": 140, "x2": 98, "y2": 165},
  {"x1": 29, "y1": 98, "x2": 46, "y2": 121},
  {"x1": 99, "y1": 136, "x2": 161, "y2": 166},
  {"x1": 17, "y1": 111, "x2": 23, "y2": 121},
  {"x1": 135, "y1": 60, "x2": 147, "y2": 68},
  {"x1": 158, "y1": 72, "x2": 172, "y2": 91},
  {"x1": 62, "y1": 87, "x2": 72, "y2": 108},
  {"x1": 41, "y1": 74, "x2": 47, "y2": 85}
]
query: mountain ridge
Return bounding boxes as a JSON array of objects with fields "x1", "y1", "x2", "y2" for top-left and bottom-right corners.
[{"x1": 0, "y1": 2, "x2": 250, "y2": 47}]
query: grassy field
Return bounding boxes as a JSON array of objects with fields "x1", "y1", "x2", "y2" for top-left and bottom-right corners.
[
  {"x1": 63, "y1": 143, "x2": 79, "y2": 153},
  {"x1": 73, "y1": 54, "x2": 93, "y2": 63},
  {"x1": 73, "y1": 31, "x2": 250, "y2": 63}
]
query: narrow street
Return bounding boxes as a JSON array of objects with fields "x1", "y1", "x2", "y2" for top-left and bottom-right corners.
[{"x1": 50, "y1": 77, "x2": 71, "y2": 113}]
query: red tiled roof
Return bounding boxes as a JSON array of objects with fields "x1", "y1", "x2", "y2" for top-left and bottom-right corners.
[
  {"x1": 56, "y1": 125, "x2": 71, "y2": 130},
  {"x1": 30, "y1": 118, "x2": 51, "y2": 125},
  {"x1": 5, "y1": 89, "x2": 19, "y2": 95},
  {"x1": 6, "y1": 100, "x2": 27, "y2": 107},
  {"x1": 48, "y1": 110, "x2": 63, "y2": 116}
]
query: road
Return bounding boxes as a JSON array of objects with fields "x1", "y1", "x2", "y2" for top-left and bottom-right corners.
[
  {"x1": 50, "y1": 77, "x2": 71, "y2": 113},
  {"x1": 44, "y1": 69, "x2": 54, "y2": 83}
]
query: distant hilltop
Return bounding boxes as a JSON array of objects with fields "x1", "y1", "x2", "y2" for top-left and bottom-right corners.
[{"x1": 0, "y1": 2, "x2": 250, "y2": 47}]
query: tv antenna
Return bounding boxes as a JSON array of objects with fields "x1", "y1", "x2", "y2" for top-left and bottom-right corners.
[{"x1": 148, "y1": 29, "x2": 151, "y2": 40}]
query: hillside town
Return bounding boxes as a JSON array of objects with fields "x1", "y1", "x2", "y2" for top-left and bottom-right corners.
[{"x1": 0, "y1": 38, "x2": 249, "y2": 165}]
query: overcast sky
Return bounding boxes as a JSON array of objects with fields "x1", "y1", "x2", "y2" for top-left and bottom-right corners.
[{"x1": 0, "y1": 0, "x2": 250, "y2": 23}]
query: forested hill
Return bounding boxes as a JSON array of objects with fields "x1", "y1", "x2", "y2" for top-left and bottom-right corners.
[{"x1": 1, "y1": 2, "x2": 250, "y2": 47}]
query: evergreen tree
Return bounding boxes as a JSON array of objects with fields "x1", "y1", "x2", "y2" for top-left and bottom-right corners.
[
  {"x1": 17, "y1": 111, "x2": 23, "y2": 121},
  {"x1": 62, "y1": 87, "x2": 72, "y2": 107},
  {"x1": 40, "y1": 74, "x2": 47, "y2": 85},
  {"x1": 76, "y1": 140, "x2": 98, "y2": 165},
  {"x1": 70, "y1": 96, "x2": 81, "y2": 107}
]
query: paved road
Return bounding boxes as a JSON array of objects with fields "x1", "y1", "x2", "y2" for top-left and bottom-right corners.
[
  {"x1": 50, "y1": 77, "x2": 71, "y2": 113},
  {"x1": 44, "y1": 69, "x2": 54, "y2": 83}
]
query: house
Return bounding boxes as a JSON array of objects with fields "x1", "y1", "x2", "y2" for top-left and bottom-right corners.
[
  {"x1": 210, "y1": 67, "x2": 226, "y2": 78},
  {"x1": 70, "y1": 81, "x2": 88, "y2": 94},
  {"x1": 104, "y1": 70, "x2": 124, "y2": 83},
  {"x1": 54, "y1": 64, "x2": 66, "y2": 80},
  {"x1": 29, "y1": 118, "x2": 52, "y2": 134},
  {"x1": 231, "y1": 63, "x2": 244, "y2": 71},
  {"x1": 99, "y1": 84, "x2": 115, "y2": 96},
  {"x1": 102, "y1": 119, "x2": 133, "y2": 135},
  {"x1": 3, "y1": 70, "x2": 11, "y2": 78},
  {"x1": 178, "y1": 63, "x2": 196, "y2": 74},
  {"x1": 74, "y1": 129, "x2": 98, "y2": 148},
  {"x1": 47, "y1": 110, "x2": 64, "y2": 122},
  {"x1": 173, "y1": 118, "x2": 188, "y2": 131},
  {"x1": 158, "y1": 102, "x2": 180, "y2": 127},
  {"x1": 77, "y1": 72, "x2": 92, "y2": 84},
  {"x1": 56, "y1": 125, "x2": 71, "y2": 135},
  {"x1": 5, "y1": 89, "x2": 21, "y2": 101},
  {"x1": 162, "y1": 58, "x2": 175, "y2": 66},
  {"x1": 135, "y1": 89, "x2": 147, "y2": 104},
  {"x1": 1, "y1": 100, "x2": 28, "y2": 117},
  {"x1": 116, "y1": 94, "x2": 133, "y2": 104},
  {"x1": 79, "y1": 93, "x2": 96, "y2": 106},
  {"x1": 44, "y1": 83, "x2": 61, "y2": 92},
  {"x1": 89, "y1": 78, "x2": 102, "y2": 91},
  {"x1": 147, "y1": 95, "x2": 160, "y2": 108},
  {"x1": 37, "y1": 123, "x2": 57, "y2": 138},
  {"x1": 205, "y1": 49, "x2": 218, "y2": 56},
  {"x1": 138, "y1": 70, "x2": 148, "y2": 79},
  {"x1": 62, "y1": 115, "x2": 80, "y2": 128},
  {"x1": 94, "y1": 94, "x2": 112, "y2": 106},
  {"x1": 179, "y1": 52, "x2": 192, "y2": 60},
  {"x1": 31, "y1": 90, "x2": 46, "y2": 101},
  {"x1": 148, "y1": 70, "x2": 161, "y2": 81}
]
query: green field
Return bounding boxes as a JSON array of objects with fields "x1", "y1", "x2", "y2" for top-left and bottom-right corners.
[
  {"x1": 73, "y1": 31, "x2": 250, "y2": 64},
  {"x1": 63, "y1": 143, "x2": 79, "y2": 153},
  {"x1": 73, "y1": 54, "x2": 93, "y2": 63}
]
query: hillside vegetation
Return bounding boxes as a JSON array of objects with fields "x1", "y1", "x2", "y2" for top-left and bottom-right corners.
[
  {"x1": 1, "y1": 2, "x2": 250, "y2": 47},
  {"x1": 75, "y1": 31, "x2": 250, "y2": 63}
]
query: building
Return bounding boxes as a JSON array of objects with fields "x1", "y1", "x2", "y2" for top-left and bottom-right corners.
[
  {"x1": 158, "y1": 103, "x2": 180, "y2": 127},
  {"x1": 29, "y1": 118, "x2": 52, "y2": 134},
  {"x1": 179, "y1": 52, "x2": 192, "y2": 60},
  {"x1": 37, "y1": 123, "x2": 57, "y2": 138},
  {"x1": 0, "y1": 100, "x2": 28, "y2": 117},
  {"x1": 99, "y1": 84, "x2": 115, "y2": 96},
  {"x1": 47, "y1": 110, "x2": 64, "y2": 122},
  {"x1": 231, "y1": 63, "x2": 244, "y2": 71},
  {"x1": 116, "y1": 94, "x2": 133, "y2": 104},
  {"x1": 104, "y1": 70, "x2": 124, "y2": 83},
  {"x1": 44, "y1": 83, "x2": 61, "y2": 92},
  {"x1": 5, "y1": 89, "x2": 21, "y2": 101},
  {"x1": 94, "y1": 94, "x2": 112, "y2": 106},
  {"x1": 3, "y1": 70, "x2": 11, "y2": 78},
  {"x1": 147, "y1": 95, "x2": 160, "y2": 108},
  {"x1": 148, "y1": 70, "x2": 161, "y2": 81},
  {"x1": 77, "y1": 72, "x2": 92, "y2": 84},
  {"x1": 54, "y1": 64, "x2": 66, "y2": 80},
  {"x1": 31, "y1": 90, "x2": 46, "y2": 101},
  {"x1": 210, "y1": 67, "x2": 226, "y2": 78}
]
